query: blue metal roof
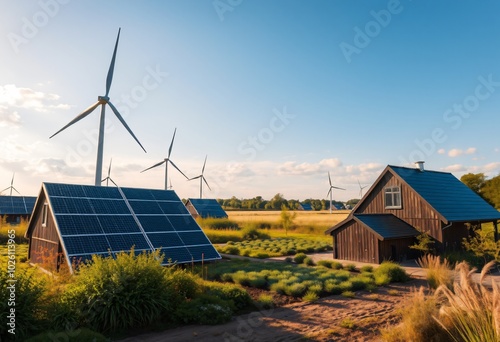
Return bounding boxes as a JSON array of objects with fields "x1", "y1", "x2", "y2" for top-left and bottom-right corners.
[
  {"x1": 390, "y1": 166, "x2": 500, "y2": 222},
  {"x1": 187, "y1": 198, "x2": 227, "y2": 218},
  {"x1": 0, "y1": 196, "x2": 36, "y2": 215},
  {"x1": 354, "y1": 214, "x2": 420, "y2": 240},
  {"x1": 299, "y1": 203, "x2": 313, "y2": 211}
]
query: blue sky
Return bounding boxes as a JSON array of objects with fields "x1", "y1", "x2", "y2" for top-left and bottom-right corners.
[{"x1": 1, "y1": 0, "x2": 499, "y2": 201}]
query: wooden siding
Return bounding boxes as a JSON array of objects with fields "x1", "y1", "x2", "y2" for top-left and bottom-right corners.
[
  {"x1": 379, "y1": 237, "x2": 418, "y2": 262},
  {"x1": 333, "y1": 220, "x2": 379, "y2": 263},
  {"x1": 185, "y1": 202, "x2": 199, "y2": 219},
  {"x1": 355, "y1": 171, "x2": 443, "y2": 242},
  {"x1": 442, "y1": 222, "x2": 469, "y2": 251},
  {"x1": 28, "y1": 192, "x2": 62, "y2": 271}
]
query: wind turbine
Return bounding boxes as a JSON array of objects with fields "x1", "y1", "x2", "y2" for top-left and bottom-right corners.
[
  {"x1": 189, "y1": 155, "x2": 211, "y2": 198},
  {"x1": 1, "y1": 173, "x2": 20, "y2": 196},
  {"x1": 326, "y1": 172, "x2": 345, "y2": 214},
  {"x1": 141, "y1": 128, "x2": 188, "y2": 190},
  {"x1": 49, "y1": 28, "x2": 146, "y2": 186},
  {"x1": 101, "y1": 159, "x2": 117, "y2": 187},
  {"x1": 358, "y1": 180, "x2": 368, "y2": 198}
]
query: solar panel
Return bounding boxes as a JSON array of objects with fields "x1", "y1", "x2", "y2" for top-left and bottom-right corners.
[
  {"x1": 0, "y1": 196, "x2": 37, "y2": 215},
  {"x1": 43, "y1": 183, "x2": 220, "y2": 270},
  {"x1": 187, "y1": 198, "x2": 227, "y2": 218}
]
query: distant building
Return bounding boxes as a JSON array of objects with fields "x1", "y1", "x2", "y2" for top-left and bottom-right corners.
[
  {"x1": 0, "y1": 196, "x2": 36, "y2": 223},
  {"x1": 298, "y1": 203, "x2": 313, "y2": 211},
  {"x1": 185, "y1": 198, "x2": 228, "y2": 219},
  {"x1": 326, "y1": 164, "x2": 500, "y2": 264},
  {"x1": 25, "y1": 183, "x2": 220, "y2": 273}
]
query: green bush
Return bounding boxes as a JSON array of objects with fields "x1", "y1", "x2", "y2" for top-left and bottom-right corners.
[
  {"x1": 241, "y1": 226, "x2": 270, "y2": 240},
  {"x1": 257, "y1": 294, "x2": 274, "y2": 309},
  {"x1": 293, "y1": 253, "x2": 307, "y2": 264},
  {"x1": 302, "y1": 291, "x2": 319, "y2": 302},
  {"x1": 175, "y1": 295, "x2": 233, "y2": 325},
  {"x1": 202, "y1": 281, "x2": 252, "y2": 311},
  {"x1": 24, "y1": 328, "x2": 108, "y2": 342},
  {"x1": 285, "y1": 283, "x2": 307, "y2": 297},
  {"x1": 0, "y1": 267, "x2": 45, "y2": 340},
  {"x1": 345, "y1": 263, "x2": 357, "y2": 272},
  {"x1": 374, "y1": 261, "x2": 409, "y2": 283},
  {"x1": 223, "y1": 246, "x2": 240, "y2": 255},
  {"x1": 341, "y1": 291, "x2": 355, "y2": 298},
  {"x1": 303, "y1": 257, "x2": 315, "y2": 266},
  {"x1": 165, "y1": 268, "x2": 202, "y2": 303},
  {"x1": 360, "y1": 265, "x2": 373, "y2": 273},
  {"x1": 317, "y1": 260, "x2": 334, "y2": 268},
  {"x1": 62, "y1": 250, "x2": 174, "y2": 333}
]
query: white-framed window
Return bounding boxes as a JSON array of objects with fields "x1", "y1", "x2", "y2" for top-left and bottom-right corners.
[
  {"x1": 384, "y1": 186, "x2": 402, "y2": 209},
  {"x1": 42, "y1": 203, "x2": 48, "y2": 227}
]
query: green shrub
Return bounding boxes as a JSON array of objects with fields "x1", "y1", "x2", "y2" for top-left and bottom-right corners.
[
  {"x1": 341, "y1": 291, "x2": 355, "y2": 298},
  {"x1": 284, "y1": 257, "x2": 293, "y2": 263},
  {"x1": 257, "y1": 294, "x2": 274, "y2": 309},
  {"x1": 165, "y1": 268, "x2": 202, "y2": 303},
  {"x1": 231, "y1": 271, "x2": 251, "y2": 287},
  {"x1": 345, "y1": 263, "x2": 357, "y2": 271},
  {"x1": 293, "y1": 253, "x2": 307, "y2": 264},
  {"x1": 24, "y1": 328, "x2": 108, "y2": 342},
  {"x1": 62, "y1": 250, "x2": 174, "y2": 333},
  {"x1": 374, "y1": 273, "x2": 391, "y2": 286},
  {"x1": 302, "y1": 291, "x2": 319, "y2": 302},
  {"x1": 286, "y1": 283, "x2": 307, "y2": 297},
  {"x1": 303, "y1": 257, "x2": 315, "y2": 266},
  {"x1": 249, "y1": 276, "x2": 267, "y2": 289},
  {"x1": 360, "y1": 265, "x2": 373, "y2": 273},
  {"x1": 317, "y1": 260, "x2": 334, "y2": 268},
  {"x1": 175, "y1": 295, "x2": 233, "y2": 325},
  {"x1": 251, "y1": 252, "x2": 270, "y2": 259},
  {"x1": 375, "y1": 261, "x2": 409, "y2": 283},
  {"x1": 331, "y1": 261, "x2": 344, "y2": 270},
  {"x1": 202, "y1": 281, "x2": 252, "y2": 311},
  {"x1": 0, "y1": 267, "x2": 45, "y2": 340},
  {"x1": 223, "y1": 246, "x2": 240, "y2": 255},
  {"x1": 241, "y1": 226, "x2": 270, "y2": 240}
]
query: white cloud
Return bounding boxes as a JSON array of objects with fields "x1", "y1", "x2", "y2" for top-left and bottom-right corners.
[
  {"x1": 437, "y1": 148, "x2": 445, "y2": 154},
  {"x1": 465, "y1": 147, "x2": 476, "y2": 154},
  {"x1": 447, "y1": 147, "x2": 476, "y2": 157},
  {"x1": 278, "y1": 158, "x2": 343, "y2": 176},
  {"x1": 442, "y1": 164, "x2": 466, "y2": 172}
]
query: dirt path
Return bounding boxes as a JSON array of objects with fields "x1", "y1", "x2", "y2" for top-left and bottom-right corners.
[{"x1": 117, "y1": 279, "x2": 427, "y2": 342}]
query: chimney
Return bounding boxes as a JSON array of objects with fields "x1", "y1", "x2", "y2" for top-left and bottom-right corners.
[{"x1": 415, "y1": 161, "x2": 425, "y2": 172}]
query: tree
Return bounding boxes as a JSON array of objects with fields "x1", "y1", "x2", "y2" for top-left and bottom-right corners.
[
  {"x1": 460, "y1": 173, "x2": 486, "y2": 195},
  {"x1": 482, "y1": 174, "x2": 500, "y2": 209},
  {"x1": 280, "y1": 204, "x2": 296, "y2": 236},
  {"x1": 410, "y1": 230, "x2": 435, "y2": 255},
  {"x1": 462, "y1": 224, "x2": 500, "y2": 264}
]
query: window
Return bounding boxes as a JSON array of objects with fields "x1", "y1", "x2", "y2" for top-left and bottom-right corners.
[
  {"x1": 385, "y1": 186, "x2": 402, "y2": 209},
  {"x1": 42, "y1": 203, "x2": 48, "y2": 227}
]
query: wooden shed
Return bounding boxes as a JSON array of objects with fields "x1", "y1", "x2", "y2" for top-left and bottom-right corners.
[
  {"x1": 326, "y1": 164, "x2": 500, "y2": 263},
  {"x1": 185, "y1": 198, "x2": 227, "y2": 219}
]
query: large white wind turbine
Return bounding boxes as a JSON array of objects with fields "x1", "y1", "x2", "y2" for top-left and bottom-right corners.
[
  {"x1": 1, "y1": 173, "x2": 20, "y2": 196},
  {"x1": 141, "y1": 128, "x2": 188, "y2": 190},
  {"x1": 50, "y1": 28, "x2": 146, "y2": 186},
  {"x1": 326, "y1": 171, "x2": 345, "y2": 214},
  {"x1": 189, "y1": 155, "x2": 211, "y2": 199}
]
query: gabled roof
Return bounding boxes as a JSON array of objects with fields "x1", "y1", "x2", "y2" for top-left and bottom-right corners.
[
  {"x1": 299, "y1": 203, "x2": 313, "y2": 211},
  {"x1": 26, "y1": 183, "x2": 221, "y2": 272},
  {"x1": 389, "y1": 165, "x2": 500, "y2": 222},
  {"x1": 0, "y1": 196, "x2": 36, "y2": 215},
  {"x1": 353, "y1": 214, "x2": 419, "y2": 240},
  {"x1": 186, "y1": 198, "x2": 227, "y2": 218}
]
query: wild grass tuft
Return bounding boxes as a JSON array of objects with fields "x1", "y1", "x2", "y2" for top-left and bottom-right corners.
[{"x1": 417, "y1": 254, "x2": 454, "y2": 290}]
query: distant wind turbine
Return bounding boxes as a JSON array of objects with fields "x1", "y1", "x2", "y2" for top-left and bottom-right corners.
[
  {"x1": 1, "y1": 173, "x2": 20, "y2": 196},
  {"x1": 358, "y1": 180, "x2": 368, "y2": 198},
  {"x1": 326, "y1": 171, "x2": 345, "y2": 214},
  {"x1": 49, "y1": 28, "x2": 146, "y2": 186},
  {"x1": 141, "y1": 128, "x2": 188, "y2": 190},
  {"x1": 101, "y1": 159, "x2": 117, "y2": 187},
  {"x1": 189, "y1": 155, "x2": 211, "y2": 198}
]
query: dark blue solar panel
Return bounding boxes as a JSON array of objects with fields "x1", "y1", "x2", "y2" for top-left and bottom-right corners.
[
  {"x1": 45, "y1": 183, "x2": 86, "y2": 197},
  {"x1": 128, "y1": 200, "x2": 163, "y2": 214},
  {"x1": 82, "y1": 186, "x2": 121, "y2": 199},
  {"x1": 187, "y1": 245, "x2": 220, "y2": 261},
  {"x1": 137, "y1": 215, "x2": 175, "y2": 232},
  {"x1": 167, "y1": 216, "x2": 200, "y2": 231},
  {"x1": 50, "y1": 197, "x2": 94, "y2": 214},
  {"x1": 158, "y1": 201, "x2": 189, "y2": 215},
  {"x1": 120, "y1": 188, "x2": 155, "y2": 200},
  {"x1": 90, "y1": 199, "x2": 130, "y2": 214},
  {"x1": 160, "y1": 246, "x2": 193, "y2": 264},
  {"x1": 0, "y1": 196, "x2": 37, "y2": 215},
  {"x1": 147, "y1": 232, "x2": 184, "y2": 248},
  {"x1": 97, "y1": 215, "x2": 141, "y2": 234},
  {"x1": 64, "y1": 235, "x2": 110, "y2": 255},
  {"x1": 56, "y1": 215, "x2": 103, "y2": 235},
  {"x1": 107, "y1": 234, "x2": 150, "y2": 251},
  {"x1": 177, "y1": 231, "x2": 211, "y2": 246},
  {"x1": 150, "y1": 189, "x2": 180, "y2": 201}
]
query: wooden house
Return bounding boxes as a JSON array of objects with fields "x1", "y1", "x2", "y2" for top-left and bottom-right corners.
[
  {"x1": 326, "y1": 163, "x2": 500, "y2": 263},
  {"x1": 185, "y1": 198, "x2": 227, "y2": 219},
  {"x1": 25, "y1": 183, "x2": 221, "y2": 272}
]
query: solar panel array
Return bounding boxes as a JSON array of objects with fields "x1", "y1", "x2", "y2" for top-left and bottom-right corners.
[
  {"x1": 188, "y1": 198, "x2": 227, "y2": 219},
  {"x1": 0, "y1": 196, "x2": 36, "y2": 215},
  {"x1": 44, "y1": 183, "x2": 220, "y2": 266}
]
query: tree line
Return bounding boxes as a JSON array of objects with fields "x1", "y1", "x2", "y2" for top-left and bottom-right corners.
[
  {"x1": 460, "y1": 172, "x2": 500, "y2": 209},
  {"x1": 216, "y1": 193, "x2": 359, "y2": 210}
]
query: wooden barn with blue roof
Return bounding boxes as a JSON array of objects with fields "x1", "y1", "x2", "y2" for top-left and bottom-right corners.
[
  {"x1": 326, "y1": 163, "x2": 500, "y2": 263},
  {"x1": 185, "y1": 198, "x2": 227, "y2": 219}
]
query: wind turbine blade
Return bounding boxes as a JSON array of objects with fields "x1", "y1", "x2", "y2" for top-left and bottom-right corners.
[
  {"x1": 202, "y1": 155, "x2": 208, "y2": 174},
  {"x1": 203, "y1": 176, "x2": 211, "y2": 191},
  {"x1": 50, "y1": 101, "x2": 101, "y2": 138},
  {"x1": 10, "y1": 173, "x2": 14, "y2": 187},
  {"x1": 168, "y1": 128, "x2": 177, "y2": 158},
  {"x1": 168, "y1": 160, "x2": 189, "y2": 179},
  {"x1": 11, "y1": 187, "x2": 20, "y2": 195},
  {"x1": 107, "y1": 158, "x2": 112, "y2": 178},
  {"x1": 1, "y1": 187, "x2": 9, "y2": 193},
  {"x1": 141, "y1": 160, "x2": 165, "y2": 173},
  {"x1": 189, "y1": 175, "x2": 202, "y2": 181},
  {"x1": 108, "y1": 101, "x2": 147, "y2": 153},
  {"x1": 105, "y1": 28, "x2": 121, "y2": 97},
  {"x1": 326, "y1": 188, "x2": 332, "y2": 197},
  {"x1": 328, "y1": 171, "x2": 332, "y2": 186},
  {"x1": 331, "y1": 186, "x2": 346, "y2": 191}
]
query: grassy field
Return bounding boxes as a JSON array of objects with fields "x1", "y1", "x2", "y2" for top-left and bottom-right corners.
[{"x1": 227, "y1": 210, "x2": 350, "y2": 228}]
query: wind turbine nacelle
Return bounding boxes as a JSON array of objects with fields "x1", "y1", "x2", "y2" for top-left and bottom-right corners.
[{"x1": 98, "y1": 95, "x2": 110, "y2": 103}]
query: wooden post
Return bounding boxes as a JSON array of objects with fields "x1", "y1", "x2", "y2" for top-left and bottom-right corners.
[{"x1": 494, "y1": 221, "x2": 498, "y2": 243}]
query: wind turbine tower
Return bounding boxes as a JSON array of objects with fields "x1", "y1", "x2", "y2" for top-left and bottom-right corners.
[
  {"x1": 189, "y1": 155, "x2": 211, "y2": 199},
  {"x1": 327, "y1": 172, "x2": 345, "y2": 214}
]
